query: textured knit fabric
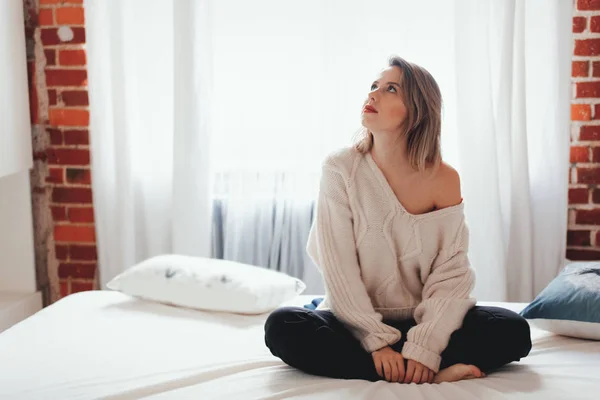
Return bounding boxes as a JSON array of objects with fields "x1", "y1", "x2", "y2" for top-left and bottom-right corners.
[{"x1": 306, "y1": 147, "x2": 476, "y2": 372}]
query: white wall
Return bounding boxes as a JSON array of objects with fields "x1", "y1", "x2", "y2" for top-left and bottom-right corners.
[
  {"x1": 0, "y1": 0, "x2": 33, "y2": 179},
  {"x1": 0, "y1": 171, "x2": 37, "y2": 293},
  {"x1": 0, "y1": 0, "x2": 36, "y2": 294}
]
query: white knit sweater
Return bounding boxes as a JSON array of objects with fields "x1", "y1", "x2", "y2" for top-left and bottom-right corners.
[{"x1": 306, "y1": 147, "x2": 476, "y2": 373}]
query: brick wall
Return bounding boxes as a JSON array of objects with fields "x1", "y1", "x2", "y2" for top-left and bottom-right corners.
[
  {"x1": 568, "y1": 0, "x2": 600, "y2": 260},
  {"x1": 24, "y1": 0, "x2": 97, "y2": 303}
]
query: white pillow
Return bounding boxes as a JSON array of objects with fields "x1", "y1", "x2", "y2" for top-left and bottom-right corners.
[
  {"x1": 106, "y1": 254, "x2": 306, "y2": 314},
  {"x1": 528, "y1": 319, "x2": 600, "y2": 341}
]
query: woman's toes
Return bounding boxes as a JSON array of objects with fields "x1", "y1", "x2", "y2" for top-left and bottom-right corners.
[{"x1": 434, "y1": 364, "x2": 484, "y2": 383}]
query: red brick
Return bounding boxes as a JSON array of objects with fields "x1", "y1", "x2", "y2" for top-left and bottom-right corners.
[
  {"x1": 58, "y1": 263, "x2": 96, "y2": 278},
  {"x1": 66, "y1": 168, "x2": 91, "y2": 185},
  {"x1": 574, "y1": 16, "x2": 587, "y2": 33},
  {"x1": 61, "y1": 90, "x2": 88, "y2": 106},
  {"x1": 575, "y1": 39, "x2": 600, "y2": 56},
  {"x1": 39, "y1": 8, "x2": 54, "y2": 26},
  {"x1": 593, "y1": 147, "x2": 600, "y2": 162},
  {"x1": 578, "y1": 0, "x2": 600, "y2": 10},
  {"x1": 595, "y1": 104, "x2": 600, "y2": 120},
  {"x1": 567, "y1": 230, "x2": 591, "y2": 246},
  {"x1": 594, "y1": 62, "x2": 600, "y2": 78},
  {"x1": 60, "y1": 280, "x2": 69, "y2": 298},
  {"x1": 45, "y1": 49, "x2": 56, "y2": 66},
  {"x1": 55, "y1": 245, "x2": 69, "y2": 260},
  {"x1": 45, "y1": 69, "x2": 87, "y2": 87},
  {"x1": 70, "y1": 245, "x2": 97, "y2": 260},
  {"x1": 54, "y1": 226, "x2": 96, "y2": 243},
  {"x1": 40, "y1": 29, "x2": 60, "y2": 46},
  {"x1": 59, "y1": 50, "x2": 86, "y2": 66},
  {"x1": 41, "y1": 27, "x2": 85, "y2": 46},
  {"x1": 573, "y1": 61, "x2": 589, "y2": 77},
  {"x1": 572, "y1": 104, "x2": 592, "y2": 121},
  {"x1": 571, "y1": 146, "x2": 589, "y2": 162},
  {"x1": 47, "y1": 168, "x2": 64, "y2": 184},
  {"x1": 71, "y1": 281, "x2": 94, "y2": 293},
  {"x1": 577, "y1": 167, "x2": 600, "y2": 184},
  {"x1": 593, "y1": 188, "x2": 600, "y2": 203},
  {"x1": 51, "y1": 206, "x2": 67, "y2": 221},
  {"x1": 27, "y1": 61, "x2": 38, "y2": 124},
  {"x1": 64, "y1": 130, "x2": 89, "y2": 145},
  {"x1": 575, "y1": 208, "x2": 600, "y2": 224},
  {"x1": 52, "y1": 187, "x2": 93, "y2": 203},
  {"x1": 592, "y1": 16, "x2": 600, "y2": 33},
  {"x1": 25, "y1": 18, "x2": 33, "y2": 40},
  {"x1": 580, "y1": 125, "x2": 600, "y2": 140},
  {"x1": 570, "y1": 188, "x2": 589, "y2": 204},
  {"x1": 48, "y1": 109, "x2": 89, "y2": 127},
  {"x1": 567, "y1": 248, "x2": 600, "y2": 261},
  {"x1": 56, "y1": 7, "x2": 85, "y2": 25},
  {"x1": 47, "y1": 148, "x2": 90, "y2": 165},
  {"x1": 48, "y1": 128, "x2": 63, "y2": 145},
  {"x1": 69, "y1": 207, "x2": 95, "y2": 223},
  {"x1": 48, "y1": 89, "x2": 58, "y2": 106},
  {"x1": 576, "y1": 81, "x2": 600, "y2": 98}
]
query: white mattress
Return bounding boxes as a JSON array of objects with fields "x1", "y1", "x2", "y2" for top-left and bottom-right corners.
[{"x1": 0, "y1": 292, "x2": 599, "y2": 400}]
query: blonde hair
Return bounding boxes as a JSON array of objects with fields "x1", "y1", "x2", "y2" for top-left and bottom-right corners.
[{"x1": 355, "y1": 56, "x2": 442, "y2": 171}]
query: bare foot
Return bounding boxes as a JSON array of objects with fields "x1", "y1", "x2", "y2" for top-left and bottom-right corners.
[{"x1": 433, "y1": 364, "x2": 485, "y2": 384}]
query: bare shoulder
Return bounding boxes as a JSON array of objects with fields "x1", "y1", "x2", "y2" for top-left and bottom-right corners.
[{"x1": 432, "y1": 162, "x2": 462, "y2": 209}]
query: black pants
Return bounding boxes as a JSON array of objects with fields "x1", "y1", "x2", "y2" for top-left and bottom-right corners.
[{"x1": 264, "y1": 305, "x2": 532, "y2": 382}]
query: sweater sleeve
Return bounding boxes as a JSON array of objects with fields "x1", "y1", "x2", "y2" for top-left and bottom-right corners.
[
  {"x1": 401, "y1": 219, "x2": 476, "y2": 372},
  {"x1": 306, "y1": 163, "x2": 402, "y2": 353}
]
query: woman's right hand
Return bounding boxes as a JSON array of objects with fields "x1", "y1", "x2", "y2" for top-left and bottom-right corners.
[{"x1": 371, "y1": 346, "x2": 405, "y2": 382}]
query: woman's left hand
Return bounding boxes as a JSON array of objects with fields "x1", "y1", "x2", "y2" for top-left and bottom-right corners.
[{"x1": 403, "y1": 359, "x2": 435, "y2": 384}]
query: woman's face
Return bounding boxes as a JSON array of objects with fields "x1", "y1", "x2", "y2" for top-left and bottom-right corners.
[{"x1": 361, "y1": 66, "x2": 408, "y2": 135}]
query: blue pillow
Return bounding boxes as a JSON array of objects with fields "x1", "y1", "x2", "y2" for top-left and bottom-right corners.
[
  {"x1": 520, "y1": 262, "x2": 600, "y2": 340},
  {"x1": 303, "y1": 297, "x2": 324, "y2": 310}
]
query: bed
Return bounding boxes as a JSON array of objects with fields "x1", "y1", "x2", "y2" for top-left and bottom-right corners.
[{"x1": 0, "y1": 291, "x2": 599, "y2": 400}]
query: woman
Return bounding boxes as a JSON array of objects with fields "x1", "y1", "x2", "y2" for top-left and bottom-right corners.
[{"x1": 264, "y1": 56, "x2": 532, "y2": 384}]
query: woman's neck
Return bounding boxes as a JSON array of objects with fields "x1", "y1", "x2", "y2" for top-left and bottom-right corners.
[{"x1": 370, "y1": 131, "x2": 410, "y2": 171}]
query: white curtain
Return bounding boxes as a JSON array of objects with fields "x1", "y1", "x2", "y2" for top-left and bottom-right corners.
[
  {"x1": 86, "y1": 0, "x2": 571, "y2": 300},
  {"x1": 85, "y1": 0, "x2": 213, "y2": 287},
  {"x1": 453, "y1": 0, "x2": 572, "y2": 301}
]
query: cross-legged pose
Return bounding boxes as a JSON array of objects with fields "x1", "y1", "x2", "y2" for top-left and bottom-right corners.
[{"x1": 264, "y1": 56, "x2": 532, "y2": 384}]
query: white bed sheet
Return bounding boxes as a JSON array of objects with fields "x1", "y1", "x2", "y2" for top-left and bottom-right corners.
[{"x1": 0, "y1": 291, "x2": 599, "y2": 400}]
